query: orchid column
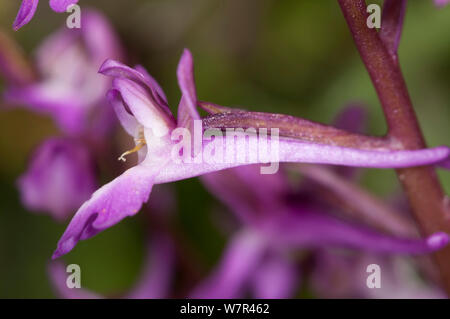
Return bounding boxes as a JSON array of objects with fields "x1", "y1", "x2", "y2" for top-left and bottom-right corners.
[{"x1": 338, "y1": 0, "x2": 450, "y2": 293}]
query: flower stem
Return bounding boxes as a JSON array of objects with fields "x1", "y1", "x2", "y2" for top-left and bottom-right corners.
[{"x1": 338, "y1": 0, "x2": 450, "y2": 294}]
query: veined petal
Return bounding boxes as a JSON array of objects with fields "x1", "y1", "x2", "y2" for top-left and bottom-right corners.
[
  {"x1": 191, "y1": 230, "x2": 267, "y2": 299},
  {"x1": 269, "y1": 209, "x2": 449, "y2": 254},
  {"x1": 4, "y1": 84, "x2": 87, "y2": 135},
  {"x1": 434, "y1": 0, "x2": 450, "y2": 8},
  {"x1": 177, "y1": 49, "x2": 200, "y2": 128},
  {"x1": 13, "y1": 0, "x2": 39, "y2": 31},
  {"x1": 100, "y1": 60, "x2": 176, "y2": 134},
  {"x1": 0, "y1": 30, "x2": 36, "y2": 85},
  {"x1": 52, "y1": 165, "x2": 157, "y2": 259},
  {"x1": 311, "y1": 252, "x2": 446, "y2": 298},
  {"x1": 49, "y1": 0, "x2": 79, "y2": 12},
  {"x1": 296, "y1": 164, "x2": 417, "y2": 237},
  {"x1": 126, "y1": 234, "x2": 175, "y2": 299}
]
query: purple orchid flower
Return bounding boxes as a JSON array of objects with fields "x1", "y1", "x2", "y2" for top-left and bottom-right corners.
[
  {"x1": 190, "y1": 106, "x2": 448, "y2": 298},
  {"x1": 5, "y1": 10, "x2": 122, "y2": 135},
  {"x1": 13, "y1": 0, "x2": 80, "y2": 30},
  {"x1": 190, "y1": 162, "x2": 449, "y2": 298},
  {"x1": 18, "y1": 137, "x2": 97, "y2": 221},
  {"x1": 52, "y1": 49, "x2": 450, "y2": 259}
]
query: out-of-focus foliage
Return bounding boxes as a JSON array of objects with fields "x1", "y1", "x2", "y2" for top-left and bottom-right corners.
[{"x1": 0, "y1": 0, "x2": 449, "y2": 297}]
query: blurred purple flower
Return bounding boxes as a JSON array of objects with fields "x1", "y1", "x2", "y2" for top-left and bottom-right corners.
[
  {"x1": 18, "y1": 137, "x2": 97, "y2": 221},
  {"x1": 191, "y1": 161, "x2": 449, "y2": 298},
  {"x1": 13, "y1": 0, "x2": 80, "y2": 30},
  {"x1": 434, "y1": 0, "x2": 450, "y2": 8},
  {"x1": 5, "y1": 10, "x2": 122, "y2": 135},
  {"x1": 51, "y1": 49, "x2": 450, "y2": 259}
]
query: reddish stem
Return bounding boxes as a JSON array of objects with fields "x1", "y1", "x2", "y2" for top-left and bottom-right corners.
[{"x1": 338, "y1": 0, "x2": 450, "y2": 294}]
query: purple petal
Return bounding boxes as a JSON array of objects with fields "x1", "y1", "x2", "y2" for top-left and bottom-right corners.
[
  {"x1": 4, "y1": 84, "x2": 87, "y2": 135},
  {"x1": 18, "y1": 138, "x2": 97, "y2": 221},
  {"x1": 13, "y1": 0, "x2": 39, "y2": 31},
  {"x1": 52, "y1": 165, "x2": 157, "y2": 259},
  {"x1": 191, "y1": 231, "x2": 266, "y2": 299},
  {"x1": 331, "y1": 104, "x2": 368, "y2": 178},
  {"x1": 297, "y1": 164, "x2": 417, "y2": 237},
  {"x1": 251, "y1": 254, "x2": 298, "y2": 299},
  {"x1": 177, "y1": 49, "x2": 200, "y2": 128},
  {"x1": 49, "y1": 0, "x2": 79, "y2": 12},
  {"x1": 269, "y1": 209, "x2": 450, "y2": 255},
  {"x1": 99, "y1": 60, "x2": 170, "y2": 110},
  {"x1": 434, "y1": 0, "x2": 450, "y2": 8},
  {"x1": 202, "y1": 109, "x2": 386, "y2": 149},
  {"x1": 48, "y1": 261, "x2": 102, "y2": 299},
  {"x1": 107, "y1": 90, "x2": 140, "y2": 137},
  {"x1": 0, "y1": 31, "x2": 36, "y2": 85},
  {"x1": 380, "y1": 0, "x2": 407, "y2": 57}
]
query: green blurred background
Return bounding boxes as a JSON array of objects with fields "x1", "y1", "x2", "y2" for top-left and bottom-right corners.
[{"x1": 0, "y1": 0, "x2": 449, "y2": 298}]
